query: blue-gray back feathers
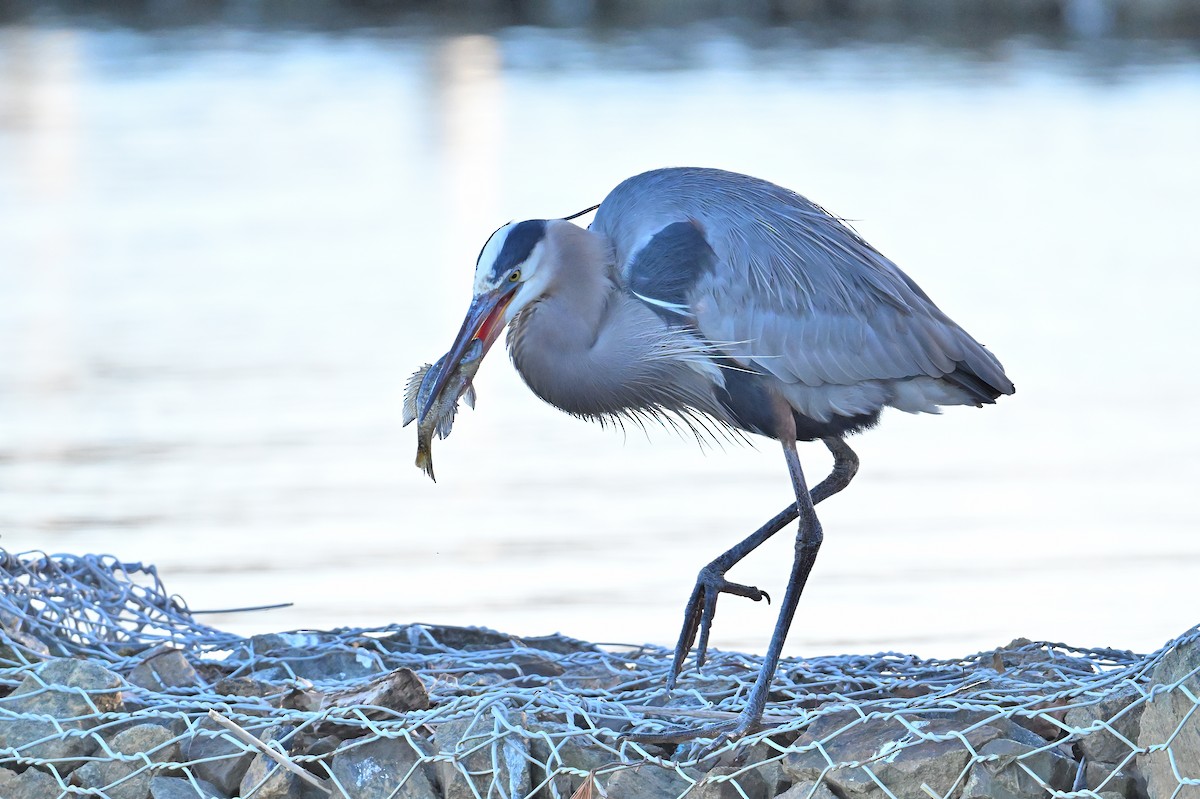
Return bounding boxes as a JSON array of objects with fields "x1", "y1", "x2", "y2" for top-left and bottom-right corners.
[{"x1": 592, "y1": 167, "x2": 1013, "y2": 432}]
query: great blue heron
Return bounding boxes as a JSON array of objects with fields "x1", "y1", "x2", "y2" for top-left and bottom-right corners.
[{"x1": 420, "y1": 167, "x2": 1014, "y2": 740}]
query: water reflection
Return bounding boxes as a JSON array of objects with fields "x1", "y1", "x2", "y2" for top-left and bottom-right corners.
[{"x1": 1, "y1": 14, "x2": 1198, "y2": 660}]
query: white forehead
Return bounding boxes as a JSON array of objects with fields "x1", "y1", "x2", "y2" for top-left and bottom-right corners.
[
  {"x1": 472, "y1": 219, "x2": 547, "y2": 295},
  {"x1": 474, "y1": 223, "x2": 518, "y2": 289}
]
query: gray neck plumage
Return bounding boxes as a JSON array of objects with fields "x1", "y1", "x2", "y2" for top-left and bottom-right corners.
[{"x1": 507, "y1": 224, "x2": 729, "y2": 428}]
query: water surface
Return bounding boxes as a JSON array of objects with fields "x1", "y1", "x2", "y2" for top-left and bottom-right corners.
[{"x1": 2, "y1": 18, "x2": 1199, "y2": 659}]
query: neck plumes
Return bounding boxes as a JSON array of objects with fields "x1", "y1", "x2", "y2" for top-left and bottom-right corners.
[{"x1": 507, "y1": 222, "x2": 728, "y2": 428}]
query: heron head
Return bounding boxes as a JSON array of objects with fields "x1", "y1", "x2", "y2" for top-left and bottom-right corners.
[
  {"x1": 418, "y1": 218, "x2": 559, "y2": 421},
  {"x1": 470, "y1": 219, "x2": 556, "y2": 330}
]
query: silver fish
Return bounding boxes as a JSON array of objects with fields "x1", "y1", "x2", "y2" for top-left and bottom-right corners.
[{"x1": 402, "y1": 338, "x2": 483, "y2": 482}]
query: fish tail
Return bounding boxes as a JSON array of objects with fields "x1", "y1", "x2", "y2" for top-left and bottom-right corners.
[{"x1": 416, "y1": 446, "x2": 436, "y2": 482}]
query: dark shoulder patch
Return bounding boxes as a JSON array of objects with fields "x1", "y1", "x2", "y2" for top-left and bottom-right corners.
[
  {"x1": 627, "y1": 221, "x2": 717, "y2": 319},
  {"x1": 486, "y1": 219, "x2": 547, "y2": 279}
]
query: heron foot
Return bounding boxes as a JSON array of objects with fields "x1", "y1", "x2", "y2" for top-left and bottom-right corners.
[
  {"x1": 667, "y1": 565, "x2": 770, "y2": 689},
  {"x1": 625, "y1": 710, "x2": 764, "y2": 755}
]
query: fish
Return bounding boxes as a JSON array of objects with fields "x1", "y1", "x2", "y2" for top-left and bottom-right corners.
[{"x1": 402, "y1": 338, "x2": 484, "y2": 482}]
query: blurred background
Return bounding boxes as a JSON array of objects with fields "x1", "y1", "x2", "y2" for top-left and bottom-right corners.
[{"x1": 1, "y1": 0, "x2": 1199, "y2": 661}]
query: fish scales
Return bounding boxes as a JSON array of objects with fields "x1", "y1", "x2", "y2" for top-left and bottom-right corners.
[{"x1": 402, "y1": 339, "x2": 483, "y2": 481}]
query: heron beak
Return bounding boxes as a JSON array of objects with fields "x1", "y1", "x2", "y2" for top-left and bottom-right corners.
[{"x1": 418, "y1": 285, "x2": 517, "y2": 423}]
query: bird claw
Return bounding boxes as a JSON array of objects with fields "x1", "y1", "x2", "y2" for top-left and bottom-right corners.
[
  {"x1": 624, "y1": 713, "x2": 764, "y2": 758},
  {"x1": 667, "y1": 566, "x2": 770, "y2": 688}
]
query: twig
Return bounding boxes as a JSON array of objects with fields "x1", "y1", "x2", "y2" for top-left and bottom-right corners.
[{"x1": 207, "y1": 709, "x2": 331, "y2": 795}]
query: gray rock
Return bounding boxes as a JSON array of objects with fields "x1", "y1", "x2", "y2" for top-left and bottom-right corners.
[
  {"x1": 382, "y1": 625, "x2": 519, "y2": 655},
  {"x1": 330, "y1": 735, "x2": 439, "y2": 799},
  {"x1": 321, "y1": 668, "x2": 430, "y2": 715},
  {"x1": 181, "y1": 717, "x2": 257, "y2": 795},
  {"x1": 519, "y1": 633, "x2": 601, "y2": 655},
  {"x1": 149, "y1": 775, "x2": 230, "y2": 799},
  {"x1": 960, "y1": 737, "x2": 1076, "y2": 799},
  {"x1": 782, "y1": 710, "x2": 1070, "y2": 799},
  {"x1": 244, "y1": 634, "x2": 383, "y2": 683},
  {"x1": 211, "y1": 676, "x2": 281, "y2": 702},
  {"x1": 1084, "y1": 761, "x2": 1142, "y2": 798},
  {"x1": 0, "y1": 628, "x2": 50, "y2": 667},
  {"x1": 1063, "y1": 688, "x2": 1145, "y2": 767},
  {"x1": 72, "y1": 723, "x2": 180, "y2": 799},
  {"x1": 435, "y1": 708, "x2": 531, "y2": 799},
  {"x1": 710, "y1": 741, "x2": 791, "y2": 797},
  {"x1": 128, "y1": 650, "x2": 201, "y2": 692},
  {"x1": 280, "y1": 650, "x2": 383, "y2": 683},
  {"x1": 237, "y1": 724, "x2": 328, "y2": 799},
  {"x1": 603, "y1": 764, "x2": 696, "y2": 797},
  {"x1": 685, "y1": 765, "x2": 772, "y2": 798},
  {"x1": 0, "y1": 766, "x2": 64, "y2": 799},
  {"x1": 0, "y1": 658, "x2": 125, "y2": 770},
  {"x1": 1137, "y1": 635, "x2": 1200, "y2": 799},
  {"x1": 528, "y1": 721, "x2": 617, "y2": 798},
  {"x1": 773, "y1": 780, "x2": 839, "y2": 799},
  {"x1": 6, "y1": 658, "x2": 126, "y2": 709}
]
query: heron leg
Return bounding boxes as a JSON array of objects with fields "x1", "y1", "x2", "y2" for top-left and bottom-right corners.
[
  {"x1": 667, "y1": 436, "x2": 857, "y2": 688},
  {"x1": 730, "y1": 438, "x2": 824, "y2": 732},
  {"x1": 632, "y1": 438, "x2": 831, "y2": 747}
]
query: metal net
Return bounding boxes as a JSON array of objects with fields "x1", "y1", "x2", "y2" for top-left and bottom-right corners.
[{"x1": 0, "y1": 549, "x2": 1196, "y2": 799}]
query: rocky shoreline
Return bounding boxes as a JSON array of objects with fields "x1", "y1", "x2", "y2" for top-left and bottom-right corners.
[{"x1": 1, "y1": 620, "x2": 1198, "y2": 799}]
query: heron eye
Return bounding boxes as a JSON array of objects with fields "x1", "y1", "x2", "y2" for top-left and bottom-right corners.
[{"x1": 509, "y1": 269, "x2": 521, "y2": 282}]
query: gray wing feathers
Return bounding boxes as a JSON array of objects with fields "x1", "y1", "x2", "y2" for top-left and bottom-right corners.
[{"x1": 596, "y1": 167, "x2": 1014, "y2": 406}]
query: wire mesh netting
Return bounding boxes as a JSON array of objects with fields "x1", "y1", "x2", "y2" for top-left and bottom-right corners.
[{"x1": 0, "y1": 550, "x2": 1197, "y2": 799}]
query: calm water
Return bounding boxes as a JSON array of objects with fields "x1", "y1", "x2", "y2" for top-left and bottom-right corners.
[{"x1": 2, "y1": 18, "x2": 1199, "y2": 660}]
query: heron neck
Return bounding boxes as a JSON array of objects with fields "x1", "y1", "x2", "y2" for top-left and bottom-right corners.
[{"x1": 506, "y1": 229, "x2": 632, "y2": 416}]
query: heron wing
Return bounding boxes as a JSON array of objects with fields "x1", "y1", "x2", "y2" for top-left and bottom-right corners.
[{"x1": 598, "y1": 167, "x2": 1013, "y2": 402}]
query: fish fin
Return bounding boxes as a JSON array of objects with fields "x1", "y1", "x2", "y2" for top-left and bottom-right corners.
[
  {"x1": 464, "y1": 382, "x2": 476, "y2": 410},
  {"x1": 402, "y1": 364, "x2": 432, "y2": 426},
  {"x1": 435, "y1": 404, "x2": 457, "y2": 440}
]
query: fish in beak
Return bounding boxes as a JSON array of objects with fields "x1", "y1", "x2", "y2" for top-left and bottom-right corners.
[
  {"x1": 403, "y1": 284, "x2": 517, "y2": 481},
  {"x1": 417, "y1": 284, "x2": 517, "y2": 424}
]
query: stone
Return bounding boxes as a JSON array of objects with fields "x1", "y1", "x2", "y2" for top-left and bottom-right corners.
[
  {"x1": 0, "y1": 658, "x2": 125, "y2": 770},
  {"x1": 520, "y1": 633, "x2": 600, "y2": 655},
  {"x1": 128, "y1": 650, "x2": 201, "y2": 692},
  {"x1": 685, "y1": 765, "x2": 771, "y2": 798},
  {"x1": 782, "y1": 710, "x2": 1072, "y2": 799},
  {"x1": 710, "y1": 740, "x2": 792, "y2": 797},
  {"x1": 0, "y1": 628, "x2": 50, "y2": 667},
  {"x1": 181, "y1": 717, "x2": 257, "y2": 795},
  {"x1": 72, "y1": 723, "x2": 180, "y2": 799},
  {"x1": 237, "y1": 725, "x2": 328, "y2": 799},
  {"x1": 1137, "y1": 635, "x2": 1200, "y2": 799},
  {"x1": 149, "y1": 775, "x2": 230, "y2": 798},
  {"x1": 330, "y1": 735, "x2": 439, "y2": 799},
  {"x1": 960, "y1": 736, "x2": 1076, "y2": 799},
  {"x1": 435, "y1": 708, "x2": 531, "y2": 799},
  {"x1": 211, "y1": 676, "x2": 280, "y2": 701},
  {"x1": 321, "y1": 668, "x2": 429, "y2": 714},
  {"x1": 603, "y1": 764, "x2": 695, "y2": 797},
  {"x1": 0, "y1": 766, "x2": 64, "y2": 799},
  {"x1": 774, "y1": 780, "x2": 840, "y2": 799},
  {"x1": 1084, "y1": 761, "x2": 1142, "y2": 798},
  {"x1": 501, "y1": 652, "x2": 565, "y2": 681},
  {"x1": 4, "y1": 658, "x2": 126, "y2": 711},
  {"x1": 396, "y1": 624, "x2": 518, "y2": 653},
  {"x1": 242, "y1": 632, "x2": 385, "y2": 682},
  {"x1": 1063, "y1": 688, "x2": 1145, "y2": 767},
  {"x1": 1010, "y1": 700, "x2": 1071, "y2": 743},
  {"x1": 528, "y1": 721, "x2": 617, "y2": 798}
]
